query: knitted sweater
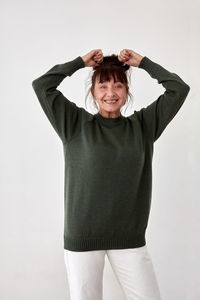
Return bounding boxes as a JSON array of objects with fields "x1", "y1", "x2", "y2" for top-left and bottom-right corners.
[{"x1": 32, "y1": 55, "x2": 190, "y2": 251}]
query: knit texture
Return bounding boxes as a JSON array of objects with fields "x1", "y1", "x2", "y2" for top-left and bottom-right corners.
[{"x1": 32, "y1": 55, "x2": 190, "y2": 251}]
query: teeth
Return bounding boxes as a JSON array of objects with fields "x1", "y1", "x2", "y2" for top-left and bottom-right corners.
[{"x1": 104, "y1": 100, "x2": 118, "y2": 103}]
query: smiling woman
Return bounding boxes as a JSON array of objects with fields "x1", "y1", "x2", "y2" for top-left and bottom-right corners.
[
  {"x1": 94, "y1": 78, "x2": 126, "y2": 115},
  {"x1": 32, "y1": 49, "x2": 190, "y2": 300},
  {"x1": 86, "y1": 54, "x2": 134, "y2": 118}
]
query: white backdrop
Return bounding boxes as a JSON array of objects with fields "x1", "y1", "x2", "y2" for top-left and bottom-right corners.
[{"x1": 1, "y1": 0, "x2": 199, "y2": 299}]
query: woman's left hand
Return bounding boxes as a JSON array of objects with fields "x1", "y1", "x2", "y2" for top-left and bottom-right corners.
[{"x1": 118, "y1": 49, "x2": 144, "y2": 67}]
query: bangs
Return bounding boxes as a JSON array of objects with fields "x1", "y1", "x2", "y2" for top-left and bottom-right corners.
[{"x1": 96, "y1": 68, "x2": 127, "y2": 84}]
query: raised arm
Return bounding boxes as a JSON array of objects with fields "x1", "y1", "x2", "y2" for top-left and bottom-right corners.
[
  {"x1": 32, "y1": 56, "x2": 91, "y2": 144},
  {"x1": 135, "y1": 56, "x2": 190, "y2": 143}
]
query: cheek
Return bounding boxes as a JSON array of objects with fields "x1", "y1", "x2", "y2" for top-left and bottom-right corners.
[
  {"x1": 94, "y1": 88, "x2": 102, "y2": 96},
  {"x1": 119, "y1": 89, "x2": 127, "y2": 98}
]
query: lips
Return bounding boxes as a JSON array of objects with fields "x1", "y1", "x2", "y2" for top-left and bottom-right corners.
[{"x1": 104, "y1": 99, "x2": 119, "y2": 104}]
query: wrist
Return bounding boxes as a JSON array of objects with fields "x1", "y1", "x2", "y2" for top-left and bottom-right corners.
[
  {"x1": 137, "y1": 56, "x2": 144, "y2": 67},
  {"x1": 81, "y1": 56, "x2": 86, "y2": 67}
]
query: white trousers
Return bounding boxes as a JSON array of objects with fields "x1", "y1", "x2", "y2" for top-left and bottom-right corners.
[{"x1": 64, "y1": 245, "x2": 162, "y2": 300}]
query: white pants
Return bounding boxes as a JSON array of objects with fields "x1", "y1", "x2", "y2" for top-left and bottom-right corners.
[{"x1": 63, "y1": 245, "x2": 162, "y2": 300}]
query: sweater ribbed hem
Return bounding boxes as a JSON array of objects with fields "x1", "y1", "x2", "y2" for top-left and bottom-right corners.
[{"x1": 64, "y1": 234, "x2": 146, "y2": 252}]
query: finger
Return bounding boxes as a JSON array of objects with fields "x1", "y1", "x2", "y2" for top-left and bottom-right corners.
[
  {"x1": 95, "y1": 55, "x2": 103, "y2": 62},
  {"x1": 94, "y1": 55, "x2": 103, "y2": 61},
  {"x1": 119, "y1": 54, "x2": 126, "y2": 59},
  {"x1": 94, "y1": 54, "x2": 102, "y2": 59},
  {"x1": 96, "y1": 49, "x2": 103, "y2": 55},
  {"x1": 122, "y1": 52, "x2": 129, "y2": 57},
  {"x1": 123, "y1": 50, "x2": 130, "y2": 57},
  {"x1": 94, "y1": 56, "x2": 103, "y2": 61},
  {"x1": 122, "y1": 49, "x2": 129, "y2": 55},
  {"x1": 120, "y1": 51, "x2": 129, "y2": 59},
  {"x1": 94, "y1": 51, "x2": 103, "y2": 56},
  {"x1": 96, "y1": 59, "x2": 103, "y2": 64},
  {"x1": 122, "y1": 49, "x2": 128, "y2": 54},
  {"x1": 118, "y1": 56, "x2": 126, "y2": 63},
  {"x1": 121, "y1": 54, "x2": 129, "y2": 61},
  {"x1": 93, "y1": 50, "x2": 101, "y2": 56}
]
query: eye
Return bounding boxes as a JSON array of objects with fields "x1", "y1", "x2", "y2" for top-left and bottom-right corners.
[{"x1": 99, "y1": 84, "x2": 122, "y2": 89}]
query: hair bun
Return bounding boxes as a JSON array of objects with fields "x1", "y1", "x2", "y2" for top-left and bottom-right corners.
[{"x1": 93, "y1": 54, "x2": 130, "y2": 71}]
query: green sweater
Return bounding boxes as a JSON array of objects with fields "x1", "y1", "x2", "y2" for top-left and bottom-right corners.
[{"x1": 32, "y1": 55, "x2": 190, "y2": 252}]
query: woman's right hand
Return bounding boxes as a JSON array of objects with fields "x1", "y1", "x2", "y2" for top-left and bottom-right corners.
[{"x1": 81, "y1": 49, "x2": 104, "y2": 67}]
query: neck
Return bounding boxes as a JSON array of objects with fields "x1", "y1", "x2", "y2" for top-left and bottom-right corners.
[{"x1": 98, "y1": 110, "x2": 121, "y2": 118}]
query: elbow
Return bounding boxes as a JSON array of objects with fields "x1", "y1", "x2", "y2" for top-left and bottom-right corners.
[
  {"x1": 32, "y1": 78, "x2": 39, "y2": 88},
  {"x1": 180, "y1": 83, "x2": 190, "y2": 99},
  {"x1": 32, "y1": 78, "x2": 42, "y2": 92},
  {"x1": 183, "y1": 83, "x2": 190, "y2": 95}
]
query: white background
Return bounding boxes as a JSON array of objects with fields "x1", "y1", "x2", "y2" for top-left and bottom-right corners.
[{"x1": 1, "y1": 0, "x2": 199, "y2": 299}]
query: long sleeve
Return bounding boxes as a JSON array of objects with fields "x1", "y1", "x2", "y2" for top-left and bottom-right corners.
[
  {"x1": 134, "y1": 56, "x2": 190, "y2": 143},
  {"x1": 32, "y1": 56, "x2": 92, "y2": 144}
]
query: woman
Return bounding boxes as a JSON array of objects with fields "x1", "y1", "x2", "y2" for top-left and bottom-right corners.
[{"x1": 32, "y1": 49, "x2": 190, "y2": 300}]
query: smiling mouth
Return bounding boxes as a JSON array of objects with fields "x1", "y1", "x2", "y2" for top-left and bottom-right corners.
[{"x1": 104, "y1": 99, "x2": 119, "y2": 104}]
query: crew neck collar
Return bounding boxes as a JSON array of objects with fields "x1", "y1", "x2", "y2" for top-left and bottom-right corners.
[{"x1": 94, "y1": 112, "x2": 124, "y2": 127}]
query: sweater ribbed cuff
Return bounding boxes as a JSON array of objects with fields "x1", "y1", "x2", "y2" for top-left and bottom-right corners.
[{"x1": 138, "y1": 56, "x2": 155, "y2": 70}]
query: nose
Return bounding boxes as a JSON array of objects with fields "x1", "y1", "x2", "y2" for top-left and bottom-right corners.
[{"x1": 105, "y1": 87, "x2": 117, "y2": 97}]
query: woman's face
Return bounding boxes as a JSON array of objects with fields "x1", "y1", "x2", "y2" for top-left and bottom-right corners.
[{"x1": 91, "y1": 76, "x2": 127, "y2": 117}]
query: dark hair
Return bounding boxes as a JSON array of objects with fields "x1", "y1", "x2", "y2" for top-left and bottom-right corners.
[{"x1": 84, "y1": 54, "x2": 134, "y2": 115}]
